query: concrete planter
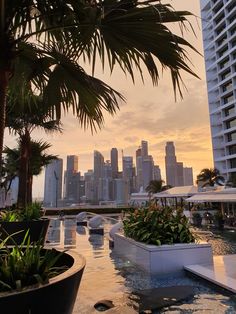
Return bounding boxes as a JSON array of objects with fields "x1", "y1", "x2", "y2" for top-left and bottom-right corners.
[
  {"x1": 113, "y1": 233, "x2": 213, "y2": 274},
  {"x1": 0, "y1": 249, "x2": 85, "y2": 314}
]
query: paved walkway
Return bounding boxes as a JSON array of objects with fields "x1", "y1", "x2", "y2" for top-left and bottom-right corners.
[{"x1": 185, "y1": 255, "x2": 236, "y2": 293}]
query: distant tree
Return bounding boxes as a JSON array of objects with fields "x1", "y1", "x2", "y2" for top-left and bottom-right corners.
[
  {"x1": 3, "y1": 140, "x2": 57, "y2": 205},
  {"x1": 146, "y1": 180, "x2": 172, "y2": 195},
  {"x1": 196, "y1": 168, "x2": 225, "y2": 187}
]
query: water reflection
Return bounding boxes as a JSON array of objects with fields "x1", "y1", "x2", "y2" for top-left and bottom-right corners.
[{"x1": 77, "y1": 226, "x2": 86, "y2": 235}]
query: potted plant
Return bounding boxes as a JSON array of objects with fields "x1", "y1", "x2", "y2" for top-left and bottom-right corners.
[
  {"x1": 0, "y1": 235, "x2": 85, "y2": 314},
  {"x1": 213, "y1": 211, "x2": 225, "y2": 230},
  {"x1": 192, "y1": 212, "x2": 202, "y2": 227},
  {"x1": 0, "y1": 202, "x2": 49, "y2": 244}
]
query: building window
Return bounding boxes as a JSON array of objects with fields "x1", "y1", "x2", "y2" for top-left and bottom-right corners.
[
  {"x1": 221, "y1": 70, "x2": 231, "y2": 80},
  {"x1": 219, "y1": 46, "x2": 228, "y2": 57},
  {"x1": 223, "y1": 93, "x2": 234, "y2": 104},
  {"x1": 228, "y1": 131, "x2": 236, "y2": 141},
  {"x1": 216, "y1": 24, "x2": 226, "y2": 35},
  {"x1": 215, "y1": 13, "x2": 225, "y2": 25},
  {"x1": 230, "y1": 26, "x2": 236, "y2": 36},
  {"x1": 226, "y1": 118, "x2": 236, "y2": 129},
  {"x1": 222, "y1": 80, "x2": 232, "y2": 92},
  {"x1": 220, "y1": 58, "x2": 229, "y2": 69},
  {"x1": 217, "y1": 36, "x2": 227, "y2": 47},
  {"x1": 229, "y1": 13, "x2": 236, "y2": 24},
  {"x1": 230, "y1": 158, "x2": 236, "y2": 168},
  {"x1": 229, "y1": 145, "x2": 236, "y2": 155},
  {"x1": 225, "y1": 105, "x2": 234, "y2": 116}
]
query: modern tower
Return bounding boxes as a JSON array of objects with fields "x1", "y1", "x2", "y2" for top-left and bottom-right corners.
[
  {"x1": 201, "y1": 0, "x2": 236, "y2": 180},
  {"x1": 141, "y1": 140, "x2": 148, "y2": 157},
  {"x1": 142, "y1": 155, "x2": 154, "y2": 189},
  {"x1": 165, "y1": 142, "x2": 177, "y2": 186},
  {"x1": 183, "y1": 167, "x2": 194, "y2": 186},
  {"x1": 64, "y1": 155, "x2": 80, "y2": 203},
  {"x1": 111, "y1": 148, "x2": 118, "y2": 178},
  {"x1": 44, "y1": 159, "x2": 63, "y2": 207},
  {"x1": 93, "y1": 151, "x2": 104, "y2": 202}
]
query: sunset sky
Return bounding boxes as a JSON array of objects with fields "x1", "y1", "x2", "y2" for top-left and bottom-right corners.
[{"x1": 4, "y1": 0, "x2": 213, "y2": 198}]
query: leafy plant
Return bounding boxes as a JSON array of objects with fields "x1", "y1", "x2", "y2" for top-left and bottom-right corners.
[
  {"x1": 0, "y1": 202, "x2": 43, "y2": 222},
  {"x1": 0, "y1": 232, "x2": 67, "y2": 292},
  {"x1": 123, "y1": 204, "x2": 195, "y2": 245}
]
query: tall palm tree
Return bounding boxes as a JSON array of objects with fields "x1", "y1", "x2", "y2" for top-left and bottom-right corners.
[
  {"x1": 3, "y1": 140, "x2": 57, "y2": 204},
  {"x1": 196, "y1": 168, "x2": 225, "y2": 187},
  {"x1": 146, "y1": 180, "x2": 171, "y2": 195},
  {"x1": 5, "y1": 93, "x2": 61, "y2": 207},
  {"x1": 0, "y1": 1, "x2": 199, "y2": 172}
]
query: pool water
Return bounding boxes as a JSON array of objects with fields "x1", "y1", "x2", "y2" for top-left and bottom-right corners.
[{"x1": 47, "y1": 217, "x2": 236, "y2": 313}]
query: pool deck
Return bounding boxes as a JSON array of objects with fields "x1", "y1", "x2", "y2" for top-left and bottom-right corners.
[{"x1": 185, "y1": 254, "x2": 236, "y2": 293}]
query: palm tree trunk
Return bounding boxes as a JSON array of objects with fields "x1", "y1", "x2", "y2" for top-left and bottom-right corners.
[
  {"x1": 0, "y1": 69, "x2": 9, "y2": 176},
  {"x1": 18, "y1": 130, "x2": 31, "y2": 207},
  {"x1": 27, "y1": 175, "x2": 33, "y2": 204}
]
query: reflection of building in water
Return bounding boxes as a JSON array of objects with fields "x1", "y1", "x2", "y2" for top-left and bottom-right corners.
[
  {"x1": 77, "y1": 226, "x2": 86, "y2": 235},
  {"x1": 63, "y1": 218, "x2": 76, "y2": 247},
  {"x1": 46, "y1": 219, "x2": 61, "y2": 244}
]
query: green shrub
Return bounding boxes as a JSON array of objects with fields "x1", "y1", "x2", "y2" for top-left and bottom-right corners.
[
  {"x1": 0, "y1": 233, "x2": 67, "y2": 292},
  {"x1": 0, "y1": 202, "x2": 43, "y2": 222},
  {"x1": 123, "y1": 204, "x2": 195, "y2": 245}
]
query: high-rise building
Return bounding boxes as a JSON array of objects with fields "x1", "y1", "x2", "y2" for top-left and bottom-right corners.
[
  {"x1": 93, "y1": 151, "x2": 104, "y2": 202},
  {"x1": 111, "y1": 148, "x2": 118, "y2": 178},
  {"x1": 153, "y1": 165, "x2": 162, "y2": 181},
  {"x1": 141, "y1": 140, "x2": 148, "y2": 157},
  {"x1": 201, "y1": 0, "x2": 236, "y2": 180},
  {"x1": 142, "y1": 155, "x2": 154, "y2": 189},
  {"x1": 64, "y1": 155, "x2": 80, "y2": 203},
  {"x1": 183, "y1": 167, "x2": 194, "y2": 186},
  {"x1": 44, "y1": 159, "x2": 63, "y2": 207},
  {"x1": 122, "y1": 156, "x2": 135, "y2": 193},
  {"x1": 136, "y1": 147, "x2": 142, "y2": 191},
  {"x1": 176, "y1": 162, "x2": 184, "y2": 187},
  {"x1": 165, "y1": 142, "x2": 177, "y2": 186},
  {"x1": 114, "y1": 178, "x2": 129, "y2": 205}
]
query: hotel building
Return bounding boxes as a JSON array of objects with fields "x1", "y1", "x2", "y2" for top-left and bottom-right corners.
[{"x1": 201, "y1": 0, "x2": 236, "y2": 179}]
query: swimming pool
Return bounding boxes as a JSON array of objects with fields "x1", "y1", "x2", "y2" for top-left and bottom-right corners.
[{"x1": 47, "y1": 217, "x2": 236, "y2": 313}]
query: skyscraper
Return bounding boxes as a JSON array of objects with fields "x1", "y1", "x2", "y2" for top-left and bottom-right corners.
[
  {"x1": 44, "y1": 159, "x2": 63, "y2": 207},
  {"x1": 111, "y1": 148, "x2": 118, "y2": 178},
  {"x1": 136, "y1": 147, "x2": 142, "y2": 191},
  {"x1": 165, "y1": 142, "x2": 177, "y2": 186},
  {"x1": 141, "y1": 140, "x2": 148, "y2": 157},
  {"x1": 94, "y1": 150, "x2": 104, "y2": 202},
  {"x1": 176, "y1": 162, "x2": 184, "y2": 187},
  {"x1": 142, "y1": 155, "x2": 154, "y2": 189},
  {"x1": 122, "y1": 156, "x2": 135, "y2": 193},
  {"x1": 201, "y1": 0, "x2": 236, "y2": 180},
  {"x1": 64, "y1": 155, "x2": 80, "y2": 203},
  {"x1": 183, "y1": 167, "x2": 194, "y2": 186},
  {"x1": 153, "y1": 165, "x2": 162, "y2": 181}
]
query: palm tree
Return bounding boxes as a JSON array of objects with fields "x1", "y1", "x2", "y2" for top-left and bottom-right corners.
[
  {"x1": 0, "y1": 1, "x2": 199, "y2": 172},
  {"x1": 196, "y1": 168, "x2": 225, "y2": 187},
  {"x1": 5, "y1": 93, "x2": 61, "y2": 207},
  {"x1": 146, "y1": 180, "x2": 171, "y2": 195},
  {"x1": 3, "y1": 140, "x2": 57, "y2": 204}
]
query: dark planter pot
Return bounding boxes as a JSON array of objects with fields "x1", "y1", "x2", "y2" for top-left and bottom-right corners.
[
  {"x1": 0, "y1": 218, "x2": 50, "y2": 244},
  {"x1": 0, "y1": 250, "x2": 85, "y2": 314}
]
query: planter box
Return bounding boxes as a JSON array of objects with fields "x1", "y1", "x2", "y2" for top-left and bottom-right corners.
[
  {"x1": 0, "y1": 218, "x2": 50, "y2": 244},
  {"x1": 0, "y1": 249, "x2": 85, "y2": 314},
  {"x1": 113, "y1": 233, "x2": 213, "y2": 274}
]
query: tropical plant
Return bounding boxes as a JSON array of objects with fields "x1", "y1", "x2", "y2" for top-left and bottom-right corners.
[
  {"x1": 0, "y1": 0, "x2": 199, "y2": 173},
  {"x1": 0, "y1": 233, "x2": 67, "y2": 292},
  {"x1": 196, "y1": 168, "x2": 225, "y2": 187},
  {"x1": 0, "y1": 202, "x2": 43, "y2": 222},
  {"x1": 145, "y1": 180, "x2": 171, "y2": 195},
  {"x1": 123, "y1": 203, "x2": 195, "y2": 245},
  {"x1": 3, "y1": 140, "x2": 57, "y2": 205}
]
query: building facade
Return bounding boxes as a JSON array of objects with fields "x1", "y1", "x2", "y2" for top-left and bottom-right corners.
[
  {"x1": 165, "y1": 141, "x2": 177, "y2": 186},
  {"x1": 201, "y1": 0, "x2": 236, "y2": 180},
  {"x1": 44, "y1": 159, "x2": 63, "y2": 207}
]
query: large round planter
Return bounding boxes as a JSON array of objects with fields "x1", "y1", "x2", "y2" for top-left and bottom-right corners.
[
  {"x1": 0, "y1": 249, "x2": 85, "y2": 314},
  {"x1": 0, "y1": 218, "x2": 50, "y2": 244}
]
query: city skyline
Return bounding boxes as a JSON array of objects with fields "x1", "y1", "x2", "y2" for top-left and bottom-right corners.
[{"x1": 3, "y1": 0, "x2": 213, "y2": 198}]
